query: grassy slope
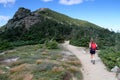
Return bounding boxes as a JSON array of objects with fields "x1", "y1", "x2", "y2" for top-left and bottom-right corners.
[
  {"x1": 0, "y1": 44, "x2": 82, "y2": 80},
  {"x1": 38, "y1": 8, "x2": 101, "y2": 28}
]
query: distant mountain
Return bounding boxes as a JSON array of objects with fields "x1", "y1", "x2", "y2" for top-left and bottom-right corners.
[
  {"x1": 2, "y1": 7, "x2": 100, "y2": 30},
  {"x1": 0, "y1": 7, "x2": 116, "y2": 50}
]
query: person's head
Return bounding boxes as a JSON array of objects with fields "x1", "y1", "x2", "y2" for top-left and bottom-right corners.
[
  {"x1": 90, "y1": 39, "x2": 95, "y2": 43},
  {"x1": 90, "y1": 38, "x2": 94, "y2": 42}
]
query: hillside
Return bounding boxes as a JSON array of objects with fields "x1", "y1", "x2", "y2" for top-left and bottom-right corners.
[
  {"x1": 0, "y1": 7, "x2": 117, "y2": 51},
  {"x1": 35, "y1": 8, "x2": 99, "y2": 27},
  {"x1": 0, "y1": 43, "x2": 82, "y2": 80}
]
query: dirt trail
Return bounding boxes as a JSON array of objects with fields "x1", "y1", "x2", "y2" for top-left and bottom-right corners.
[{"x1": 62, "y1": 41, "x2": 116, "y2": 80}]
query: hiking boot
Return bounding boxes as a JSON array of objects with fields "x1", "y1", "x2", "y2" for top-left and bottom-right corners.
[{"x1": 93, "y1": 60, "x2": 95, "y2": 64}]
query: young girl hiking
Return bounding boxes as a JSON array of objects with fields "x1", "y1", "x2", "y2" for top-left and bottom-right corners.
[{"x1": 89, "y1": 40, "x2": 97, "y2": 64}]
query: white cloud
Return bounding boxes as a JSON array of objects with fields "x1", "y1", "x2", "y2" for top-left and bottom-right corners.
[
  {"x1": 85, "y1": 0, "x2": 94, "y2": 2},
  {"x1": 59, "y1": 0, "x2": 83, "y2": 5},
  {"x1": 42, "y1": 0, "x2": 53, "y2": 2},
  {"x1": 0, "y1": 15, "x2": 10, "y2": 21},
  {"x1": 0, "y1": 0, "x2": 16, "y2": 7},
  {"x1": 41, "y1": 0, "x2": 94, "y2": 5},
  {"x1": 0, "y1": 15, "x2": 10, "y2": 26}
]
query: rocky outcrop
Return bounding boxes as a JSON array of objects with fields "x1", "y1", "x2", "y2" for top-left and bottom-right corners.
[
  {"x1": 5, "y1": 7, "x2": 43, "y2": 29},
  {"x1": 13, "y1": 7, "x2": 31, "y2": 20}
]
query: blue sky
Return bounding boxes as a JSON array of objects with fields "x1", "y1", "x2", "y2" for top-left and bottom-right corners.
[{"x1": 0, "y1": 0, "x2": 120, "y2": 32}]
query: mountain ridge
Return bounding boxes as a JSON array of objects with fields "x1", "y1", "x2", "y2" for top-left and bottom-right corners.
[{"x1": 3, "y1": 7, "x2": 101, "y2": 30}]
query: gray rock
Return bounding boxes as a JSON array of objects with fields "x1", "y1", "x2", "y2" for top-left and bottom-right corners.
[
  {"x1": 111, "y1": 66, "x2": 119, "y2": 73},
  {"x1": 111, "y1": 66, "x2": 120, "y2": 80},
  {"x1": 13, "y1": 7, "x2": 31, "y2": 20},
  {"x1": 5, "y1": 7, "x2": 42, "y2": 30}
]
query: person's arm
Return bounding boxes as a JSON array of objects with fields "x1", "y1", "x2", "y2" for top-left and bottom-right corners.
[{"x1": 95, "y1": 43, "x2": 97, "y2": 50}]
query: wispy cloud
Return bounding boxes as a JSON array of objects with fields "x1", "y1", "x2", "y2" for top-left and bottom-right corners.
[
  {"x1": 0, "y1": 0, "x2": 16, "y2": 7},
  {"x1": 85, "y1": 0, "x2": 95, "y2": 2},
  {"x1": 0, "y1": 15, "x2": 10, "y2": 21},
  {"x1": 41, "y1": 0, "x2": 94, "y2": 5},
  {"x1": 59, "y1": 0, "x2": 83, "y2": 5},
  {"x1": 42, "y1": 0, "x2": 53, "y2": 2},
  {"x1": 0, "y1": 15, "x2": 10, "y2": 26}
]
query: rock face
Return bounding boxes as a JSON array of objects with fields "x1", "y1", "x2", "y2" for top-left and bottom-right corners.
[
  {"x1": 13, "y1": 7, "x2": 31, "y2": 20},
  {"x1": 6, "y1": 7, "x2": 43, "y2": 29}
]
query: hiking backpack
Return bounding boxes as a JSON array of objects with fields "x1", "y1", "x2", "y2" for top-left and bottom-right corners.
[{"x1": 91, "y1": 42, "x2": 97, "y2": 50}]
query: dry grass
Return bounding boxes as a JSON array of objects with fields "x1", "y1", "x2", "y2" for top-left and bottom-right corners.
[
  {"x1": 67, "y1": 57, "x2": 77, "y2": 61},
  {"x1": 11, "y1": 60, "x2": 24, "y2": 66},
  {"x1": 10, "y1": 72, "x2": 33, "y2": 80},
  {"x1": 67, "y1": 66, "x2": 79, "y2": 73},
  {"x1": 10, "y1": 63, "x2": 29, "y2": 73},
  {"x1": 10, "y1": 72, "x2": 25, "y2": 80},
  {"x1": 23, "y1": 73, "x2": 33, "y2": 80},
  {"x1": 52, "y1": 66, "x2": 64, "y2": 72},
  {"x1": 62, "y1": 63, "x2": 70, "y2": 68},
  {"x1": 45, "y1": 59, "x2": 60, "y2": 65},
  {"x1": 38, "y1": 77, "x2": 45, "y2": 80},
  {"x1": 41, "y1": 51, "x2": 48, "y2": 55},
  {"x1": 66, "y1": 60, "x2": 81, "y2": 66},
  {"x1": 9, "y1": 63, "x2": 33, "y2": 80},
  {"x1": 36, "y1": 59, "x2": 60, "y2": 65},
  {"x1": 36, "y1": 59, "x2": 43, "y2": 64}
]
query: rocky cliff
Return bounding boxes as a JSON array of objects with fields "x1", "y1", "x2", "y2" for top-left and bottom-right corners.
[{"x1": 5, "y1": 7, "x2": 48, "y2": 29}]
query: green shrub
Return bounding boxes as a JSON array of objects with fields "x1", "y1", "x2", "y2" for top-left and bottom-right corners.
[
  {"x1": 99, "y1": 48, "x2": 120, "y2": 70},
  {"x1": 70, "y1": 38, "x2": 89, "y2": 47},
  {"x1": 0, "y1": 40, "x2": 13, "y2": 51},
  {"x1": 0, "y1": 74, "x2": 9, "y2": 80},
  {"x1": 11, "y1": 40, "x2": 38, "y2": 47},
  {"x1": 46, "y1": 41, "x2": 58, "y2": 49}
]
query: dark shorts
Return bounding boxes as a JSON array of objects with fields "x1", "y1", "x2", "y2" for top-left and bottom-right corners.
[{"x1": 90, "y1": 49, "x2": 96, "y2": 54}]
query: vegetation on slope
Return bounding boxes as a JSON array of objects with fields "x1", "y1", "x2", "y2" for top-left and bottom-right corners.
[
  {"x1": 98, "y1": 32, "x2": 120, "y2": 70},
  {"x1": 38, "y1": 8, "x2": 93, "y2": 26},
  {"x1": 0, "y1": 44, "x2": 82, "y2": 80}
]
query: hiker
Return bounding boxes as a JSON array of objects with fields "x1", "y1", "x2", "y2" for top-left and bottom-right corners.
[{"x1": 89, "y1": 40, "x2": 97, "y2": 64}]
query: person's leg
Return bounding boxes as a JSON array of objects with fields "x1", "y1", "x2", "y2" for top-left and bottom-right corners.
[
  {"x1": 90, "y1": 49, "x2": 95, "y2": 63},
  {"x1": 90, "y1": 49, "x2": 93, "y2": 62},
  {"x1": 91, "y1": 54, "x2": 93, "y2": 59},
  {"x1": 90, "y1": 51, "x2": 96, "y2": 64},
  {"x1": 92, "y1": 54, "x2": 95, "y2": 60},
  {"x1": 90, "y1": 54, "x2": 94, "y2": 62},
  {"x1": 92, "y1": 53, "x2": 95, "y2": 64}
]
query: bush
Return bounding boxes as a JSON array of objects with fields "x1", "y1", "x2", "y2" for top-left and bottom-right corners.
[
  {"x1": 99, "y1": 48, "x2": 120, "y2": 70},
  {"x1": 11, "y1": 40, "x2": 38, "y2": 47},
  {"x1": 0, "y1": 40, "x2": 13, "y2": 51},
  {"x1": 70, "y1": 38, "x2": 89, "y2": 47},
  {"x1": 46, "y1": 41, "x2": 58, "y2": 49},
  {"x1": 0, "y1": 74, "x2": 9, "y2": 80}
]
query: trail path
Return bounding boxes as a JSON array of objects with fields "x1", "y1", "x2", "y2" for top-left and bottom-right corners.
[{"x1": 62, "y1": 41, "x2": 116, "y2": 80}]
